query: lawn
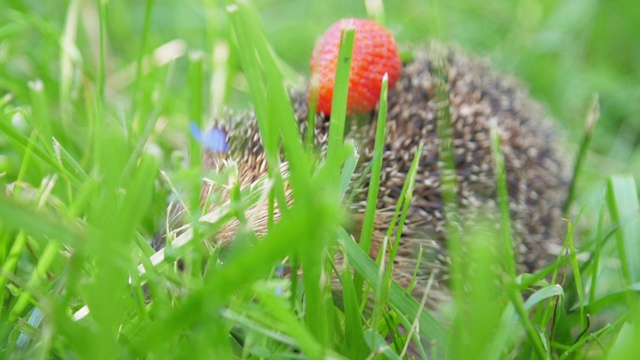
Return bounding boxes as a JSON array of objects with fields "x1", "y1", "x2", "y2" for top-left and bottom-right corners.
[{"x1": 1, "y1": 0, "x2": 639, "y2": 359}]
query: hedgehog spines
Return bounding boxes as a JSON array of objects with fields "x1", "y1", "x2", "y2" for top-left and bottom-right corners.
[{"x1": 191, "y1": 44, "x2": 569, "y2": 305}]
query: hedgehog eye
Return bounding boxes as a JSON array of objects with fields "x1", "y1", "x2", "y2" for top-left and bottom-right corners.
[{"x1": 189, "y1": 121, "x2": 229, "y2": 153}]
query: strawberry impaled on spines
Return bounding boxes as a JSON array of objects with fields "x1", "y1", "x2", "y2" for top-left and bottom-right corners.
[{"x1": 310, "y1": 18, "x2": 402, "y2": 116}]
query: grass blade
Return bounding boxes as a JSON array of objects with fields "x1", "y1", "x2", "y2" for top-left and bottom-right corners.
[
  {"x1": 564, "y1": 94, "x2": 600, "y2": 214},
  {"x1": 325, "y1": 24, "x2": 355, "y2": 185},
  {"x1": 490, "y1": 122, "x2": 517, "y2": 278},
  {"x1": 607, "y1": 175, "x2": 640, "y2": 285},
  {"x1": 359, "y1": 74, "x2": 388, "y2": 254},
  {"x1": 338, "y1": 143, "x2": 359, "y2": 201},
  {"x1": 338, "y1": 228, "x2": 449, "y2": 349}
]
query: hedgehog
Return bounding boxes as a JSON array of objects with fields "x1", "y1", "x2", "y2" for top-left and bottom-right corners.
[{"x1": 155, "y1": 43, "x2": 567, "y2": 310}]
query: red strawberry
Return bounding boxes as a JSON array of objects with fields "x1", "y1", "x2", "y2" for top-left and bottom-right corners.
[{"x1": 310, "y1": 18, "x2": 402, "y2": 116}]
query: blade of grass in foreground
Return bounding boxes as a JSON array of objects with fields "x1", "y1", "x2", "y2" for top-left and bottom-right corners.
[
  {"x1": 132, "y1": 198, "x2": 341, "y2": 356},
  {"x1": 565, "y1": 218, "x2": 587, "y2": 332},
  {"x1": 607, "y1": 175, "x2": 640, "y2": 286},
  {"x1": 359, "y1": 74, "x2": 388, "y2": 255},
  {"x1": 325, "y1": 24, "x2": 355, "y2": 187},
  {"x1": 123, "y1": 62, "x2": 174, "y2": 177},
  {"x1": 354, "y1": 74, "x2": 389, "y2": 305},
  {"x1": 338, "y1": 228, "x2": 449, "y2": 349},
  {"x1": 225, "y1": 3, "x2": 286, "y2": 234},
  {"x1": 187, "y1": 51, "x2": 204, "y2": 171},
  {"x1": 372, "y1": 141, "x2": 423, "y2": 354},
  {"x1": 338, "y1": 143, "x2": 359, "y2": 201},
  {"x1": 364, "y1": 0, "x2": 386, "y2": 24},
  {"x1": 490, "y1": 122, "x2": 549, "y2": 359},
  {"x1": 490, "y1": 123, "x2": 517, "y2": 278},
  {"x1": 430, "y1": 43, "x2": 463, "y2": 343},
  {"x1": 27, "y1": 80, "x2": 53, "y2": 157},
  {"x1": 129, "y1": 0, "x2": 156, "y2": 128},
  {"x1": 564, "y1": 94, "x2": 599, "y2": 214},
  {"x1": 253, "y1": 284, "x2": 326, "y2": 358},
  {"x1": 232, "y1": 1, "x2": 338, "y2": 349},
  {"x1": 225, "y1": 2, "x2": 289, "y2": 218},
  {"x1": 336, "y1": 253, "x2": 367, "y2": 358},
  {"x1": 460, "y1": 218, "x2": 509, "y2": 359},
  {"x1": 485, "y1": 285, "x2": 564, "y2": 359},
  {"x1": 589, "y1": 193, "x2": 607, "y2": 307},
  {"x1": 306, "y1": 84, "x2": 318, "y2": 149},
  {"x1": 224, "y1": 4, "x2": 272, "y2": 159},
  {"x1": 0, "y1": 109, "x2": 82, "y2": 186},
  {"x1": 8, "y1": 241, "x2": 59, "y2": 325},
  {"x1": 0, "y1": 196, "x2": 80, "y2": 247},
  {"x1": 227, "y1": 0, "x2": 350, "y2": 352},
  {"x1": 366, "y1": 135, "x2": 422, "y2": 308},
  {"x1": 93, "y1": 0, "x2": 107, "y2": 165}
]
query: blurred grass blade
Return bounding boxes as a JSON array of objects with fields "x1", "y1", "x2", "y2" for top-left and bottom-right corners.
[
  {"x1": 93, "y1": 0, "x2": 107, "y2": 165},
  {"x1": 129, "y1": 0, "x2": 156, "y2": 126},
  {"x1": 507, "y1": 281, "x2": 550, "y2": 359},
  {"x1": 52, "y1": 137, "x2": 89, "y2": 181},
  {"x1": 564, "y1": 94, "x2": 599, "y2": 214},
  {"x1": 210, "y1": 40, "x2": 230, "y2": 111},
  {"x1": 558, "y1": 319, "x2": 619, "y2": 360},
  {"x1": 221, "y1": 308, "x2": 297, "y2": 347},
  {"x1": 490, "y1": 122, "x2": 517, "y2": 277},
  {"x1": 224, "y1": 2, "x2": 273, "y2": 165},
  {"x1": 306, "y1": 84, "x2": 318, "y2": 148},
  {"x1": 490, "y1": 114, "x2": 547, "y2": 359},
  {"x1": 0, "y1": 231, "x2": 28, "y2": 315},
  {"x1": 486, "y1": 285, "x2": 563, "y2": 359},
  {"x1": 524, "y1": 285, "x2": 564, "y2": 311},
  {"x1": 227, "y1": 2, "x2": 336, "y2": 348},
  {"x1": 254, "y1": 284, "x2": 326, "y2": 358},
  {"x1": 359, "y1": 74, "x2": 388, "y2": 254},
  {"x1": 339, "y1": 143, "x2": 358, "y2": 201},
  {"x1": 187, "y1": 51, "x2": 204, "y2": 169},
  {"x1": 325, "y1": 24, "x2": 355, "y2": 184},
  {"x1": 375, "y1": 142, "x2": 421, "y2": 315},
  {"x1": 59, "y1": 0, "x2": 81, "y2": 107},
  {"x1": 0, "y1": 196, "x2": 80, "y2": 246},
  {"x1": 338, "y1": 228, "x2": 449, "y2": 350},
  {"x1": 27, "y1": 80, "x2": 53, "y2": 153},
  {"x1": 336, "y1": 253, "x2": 366, "y2": 358},
  {"x1": 607, "y1": 321, "x2": 640, "y2": 360},
  {"x1": 9, "y1": 241, "x2": 59, "y2": 322},
  {"x1": 589, "y1": 192, "x2": 607, "y2": 306},
  {"x1": 456, "y1": 218, "x2": 507, "y2": 359},
  {"x1": 1, "y1": 110, "x2": 81, "y2": 186},
  {"x1": 133, "y1": 198, "x2": 340, "y2": 354},
  {"x1": 124, "y1": 62, "x2": 174, "y2": 176},
  {"x1": 566, "y1": 219, "x2": 586, "y2": 331},
  {"x1": 430, "y1": 44, "x2": 462, "y2": 310},
  {"x1": 607, "y1": 175, "x2": 640, "y2": 285},
  {"x1": 363, "y1": 329, "x2": 400, "y2": 360},
  {"x1": 364, "y1": 0, "x2": 385, "y2": 24},
  {"x1": 485, "y1": 303, "x2": 518, "y2": 359},
  {"x1": 225, "y1": 1, "x2": 290, "y2": 216}
]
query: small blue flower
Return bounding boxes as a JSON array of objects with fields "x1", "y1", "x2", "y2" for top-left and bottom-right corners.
[
  {"x1": 274, "y1": 266, "x2": 285, "y2": 296},
  {"x1": 275, "y1": 266, "x2": 284, "y2": 277},
  {"x1": 189, "y1": 121, "x2": 228, "y2": 153}
]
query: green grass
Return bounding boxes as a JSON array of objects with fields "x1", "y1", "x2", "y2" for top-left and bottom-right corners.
[{"x1": 1, "y1": 0, "x2": 640, "y2": 359}]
